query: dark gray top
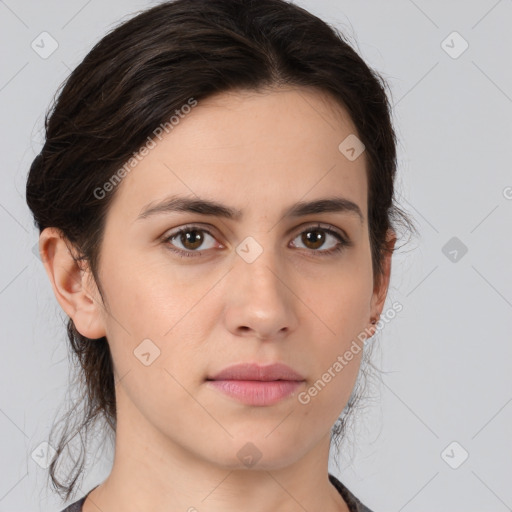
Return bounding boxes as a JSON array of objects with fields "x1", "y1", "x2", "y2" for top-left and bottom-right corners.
[{"x1": 60, "y1": 474, "x2": 374, "y2": 511}]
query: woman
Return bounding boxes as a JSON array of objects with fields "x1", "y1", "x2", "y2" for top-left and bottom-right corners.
[{"x1": 26, "y1": 0, "x2": 413, "y2": 510}]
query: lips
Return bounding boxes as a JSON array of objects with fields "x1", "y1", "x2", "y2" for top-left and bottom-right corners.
[
  {"x1": 206, "y1": 363, "x2": 306, "y2": 406},
  {"x1": 207, "y1": 362, "x2": 305, "y2": 382}
]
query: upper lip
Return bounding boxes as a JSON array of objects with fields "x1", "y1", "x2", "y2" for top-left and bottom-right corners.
[{"x1": 208, "y1": 363, "x2": 305, "y2": 381}]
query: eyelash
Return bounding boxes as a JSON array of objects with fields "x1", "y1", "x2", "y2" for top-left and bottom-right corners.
[{"x1": 162, "y1": 223, "x2": 352, "y2": 259}]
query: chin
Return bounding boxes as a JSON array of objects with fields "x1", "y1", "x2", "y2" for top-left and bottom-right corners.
[{"x1": 201, "y1": 435, "x2": 309, "y2": 471}]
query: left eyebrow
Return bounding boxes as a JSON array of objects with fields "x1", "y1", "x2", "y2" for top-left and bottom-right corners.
[{"x1": 135, "y1": 195, "x2": 364, "y2": 224}]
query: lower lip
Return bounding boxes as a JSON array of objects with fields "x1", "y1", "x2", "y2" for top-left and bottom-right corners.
[{"x1": 206, "y1": 380, "x2": 304, "y2": 406}]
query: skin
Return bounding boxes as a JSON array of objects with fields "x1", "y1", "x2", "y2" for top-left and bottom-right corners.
[{"x1": 40, "y1": 86, "x2": 395, "y2": 512}]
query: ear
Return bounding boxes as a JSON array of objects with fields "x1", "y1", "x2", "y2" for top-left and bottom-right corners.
[
  {"x1": 38, "y1": 227, "x2": 107, "y2": 340},
  {"x1": 368, "y1": 229, "x2": 396, "y2": 332}
]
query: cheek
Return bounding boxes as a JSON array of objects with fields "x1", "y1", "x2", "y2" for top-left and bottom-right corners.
[
  {"x1": 99, "y1": 251, "x2": 195, "y2": 328},
  {"x1": 97, "y1": 260, "x2": 204, "y2": 415},
  {"x1": 308, "y1": 257, "x2": 374, "y2": 341},
  {"x1": 98, "y1": 255, "x2": 213, "y2": 376},
  {"x1": 300, "y1": 253, "x2": 372, "y2": 410}
]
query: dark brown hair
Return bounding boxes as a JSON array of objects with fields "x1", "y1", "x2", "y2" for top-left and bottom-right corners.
[{"x1": 26, "y1": 0, "x2": 415, "y2": 501}]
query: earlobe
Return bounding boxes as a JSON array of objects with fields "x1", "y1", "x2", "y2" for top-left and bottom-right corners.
[{"x1": 39, "y1": 227, "x2": 107, "y2": 340}]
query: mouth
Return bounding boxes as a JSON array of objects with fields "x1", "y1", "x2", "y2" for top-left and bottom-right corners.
[{"x1": 206, "y1": 363, "x2": 306, "y2": 406}]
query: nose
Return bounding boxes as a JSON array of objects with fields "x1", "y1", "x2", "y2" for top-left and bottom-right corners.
[{"x1": 222, "y1": 241, "x2": 299, "y2": 341}]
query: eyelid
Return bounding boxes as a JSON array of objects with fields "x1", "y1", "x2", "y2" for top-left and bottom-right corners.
[
  {"x1": 162, "y1": 223, "x2": 224, "y2": 250},
  {"x1": 163, "y1": 222, "x2": 221, "y2": 240},
  {"x1": 290, "y1": 221, "x2": 349, "y2": 241}
]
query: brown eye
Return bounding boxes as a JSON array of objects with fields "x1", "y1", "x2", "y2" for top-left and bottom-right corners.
[
  {"x1": 301, "y1": 229, "x2": 327, "y2": 250},
  {"x1": 179, "y1": 229, "x2": 204, "y2": 250},
  {"x1": 291, "y1": 224, "x2": 350, "y2": 256},
  {"x1": 164, "y1": 226, "x2": 218, "y2": 257},
  {"x1": 163, "y1": 223, "x2": 350, "y2": 259}
]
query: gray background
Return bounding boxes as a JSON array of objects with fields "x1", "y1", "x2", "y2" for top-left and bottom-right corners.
[{"x1": 1, "y1": 0, "x2": 511, "y2": 511}]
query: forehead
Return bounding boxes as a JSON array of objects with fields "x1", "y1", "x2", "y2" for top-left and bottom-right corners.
[{"x1": 108, "y1": 86, "x2": 368, "y2": 221}]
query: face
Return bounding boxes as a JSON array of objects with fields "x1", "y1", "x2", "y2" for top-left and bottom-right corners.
[{"x1": 62, "y1": 87, "x2": 391, "y2": 470}]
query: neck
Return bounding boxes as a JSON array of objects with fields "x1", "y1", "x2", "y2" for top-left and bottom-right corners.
[{"x1": 83, "y1": 387, "x2": 349, "y2": 512}]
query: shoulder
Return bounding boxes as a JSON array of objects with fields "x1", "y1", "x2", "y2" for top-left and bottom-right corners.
[
  {"x1": 58, "y1": 496, "x2": 86, "y2": 512},
  {"x1": 328, "y1": 473, "x2": 375, "y2": 512}
]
